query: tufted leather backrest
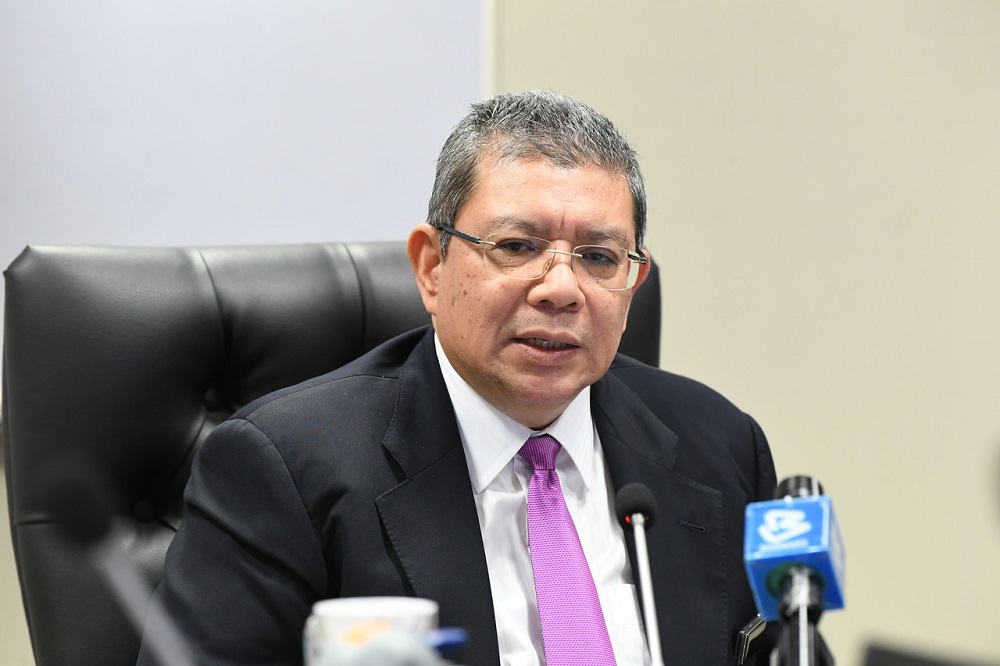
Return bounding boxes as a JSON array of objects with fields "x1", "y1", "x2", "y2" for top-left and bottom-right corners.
[{"x1": 2, "y1": 241, "x2": 660, "y2": 666}]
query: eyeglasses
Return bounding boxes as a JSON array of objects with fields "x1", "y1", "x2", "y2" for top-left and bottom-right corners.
[{"x1": 440, "y1": 226, "x2": 647, "y2": 291}]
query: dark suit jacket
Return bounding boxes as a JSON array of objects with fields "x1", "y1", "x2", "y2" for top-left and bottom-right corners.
[{"x1": 138, "y1": 326, "x2": 776, "y2": 665}]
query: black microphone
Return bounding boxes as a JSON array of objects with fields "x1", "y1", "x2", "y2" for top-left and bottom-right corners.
[
  {"x1": 615, "y1": 483, "x2": 663, "y2": 666},
  {"x1": 37, "y1": 453, "x2": 195, "y2": 666}
]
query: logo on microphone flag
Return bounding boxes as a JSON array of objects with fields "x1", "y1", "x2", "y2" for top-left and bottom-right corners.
[{"x1": 758, "y1": 509, "x2": 812, "y2": 544}]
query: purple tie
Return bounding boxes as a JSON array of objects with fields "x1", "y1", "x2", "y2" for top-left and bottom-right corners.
[{"x1": 519, "y1": 435, "x2": 617, "y2": 665}]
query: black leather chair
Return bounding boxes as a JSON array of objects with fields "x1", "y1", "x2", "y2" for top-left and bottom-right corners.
[{"x1": 2, "y1": 241, "x2": 661, "y2": 666}]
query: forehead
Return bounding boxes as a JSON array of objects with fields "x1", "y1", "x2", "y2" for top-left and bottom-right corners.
[{"x1": 463, "y1": 155, "x2": 635, "y2": 246}]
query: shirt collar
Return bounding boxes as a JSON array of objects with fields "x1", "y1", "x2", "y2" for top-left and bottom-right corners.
[{"x1": 434, "y1": 334, "x2": 595, "y2": 494}]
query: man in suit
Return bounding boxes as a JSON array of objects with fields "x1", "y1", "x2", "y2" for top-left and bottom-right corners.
[{"x1": 138, "y1": 91, "x2": 776, "y2": 665}]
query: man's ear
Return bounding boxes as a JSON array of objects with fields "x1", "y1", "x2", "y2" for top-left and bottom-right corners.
[
  {"x1": 621, "y1": 249, "x2": 652, "y2": 334},
  {"x1": 407, "y1": 223, "x2": 442, "y2": 317},
  {"x1": 630, "y1": 249, "x2": 652, "y2": 293}
]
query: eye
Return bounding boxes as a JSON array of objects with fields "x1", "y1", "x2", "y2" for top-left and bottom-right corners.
[
  {"x1": 578, "y1": 246, "x2": 621, "y2": 267},
  {"x1": 493, "y1": 237, "x2": 544, "y2": 255}
]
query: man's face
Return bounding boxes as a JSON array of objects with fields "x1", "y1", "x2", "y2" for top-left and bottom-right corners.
[{"x1": 409, "y1": 155, "x2": 649, "y2": 429}]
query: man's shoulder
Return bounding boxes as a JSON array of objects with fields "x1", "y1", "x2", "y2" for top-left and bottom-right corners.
[
  {"x1": 605, "y1": 353, "x2": 748, "y2": 422},
  {"x1": 608, "y1": 353, "x2": 730, "y2": 398},
  {"x1": 232, "y1": 326, "x2": 431, "y2": 422}
]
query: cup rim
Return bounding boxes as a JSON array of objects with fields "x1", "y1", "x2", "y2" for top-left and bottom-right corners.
[{"x1": 311, "y1": 596, "x2": 438, "y2": 619}]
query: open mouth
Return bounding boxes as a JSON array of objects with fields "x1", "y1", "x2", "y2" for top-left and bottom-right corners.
[{"x1": 520, "y1": 337, "x2": 576, "y2": 350}]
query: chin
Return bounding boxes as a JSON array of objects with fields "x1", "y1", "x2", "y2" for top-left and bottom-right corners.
[{"x1": 511, "y1": 384, "x2": 582, "y2": 413}]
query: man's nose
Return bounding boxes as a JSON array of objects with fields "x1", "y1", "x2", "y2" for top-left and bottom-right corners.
[
  {"x1": 545, "y1": 248, "x2": 577, "y2": 270},
  {"x1": 529, "y1": 250, "x2": 584, "y2": 308},
  {"x1": 541, "y1": 249, "x2": 581, "y2": 282}
]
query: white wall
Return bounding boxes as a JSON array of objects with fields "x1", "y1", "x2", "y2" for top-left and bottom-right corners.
[
  {"x1": 494, "y1": 1, "x2": 1000, "y2": 664},
  {"x1": 0, "y1": 0, "x2": 482, "y2": 324},
  {"x1": 0, "y1": 1, "x2": 483, "y2": 661}
]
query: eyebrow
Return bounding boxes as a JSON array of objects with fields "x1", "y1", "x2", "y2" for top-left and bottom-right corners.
[
  {"x1": 486, "y1": 215, "x2": 538, "y2": 235},
  {"x1": 486, "y1": 215, "x2": 632, "y2": 248}
]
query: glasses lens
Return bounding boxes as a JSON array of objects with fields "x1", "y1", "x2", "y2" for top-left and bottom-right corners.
[
  {"x1": 484, "y1": 235, "x2": 553, "y2": 278},
  {"x1": 575, "y1": 245, "x2": 626, "y2": 286}
]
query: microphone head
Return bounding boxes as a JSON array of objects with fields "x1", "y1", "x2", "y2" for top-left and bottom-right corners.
[
  {"x1": 776, "y1": 475, "x2": 824, "y2": 499},
  {"x1": 615, "y1": 482, "x2": 658, "y2": 530}
]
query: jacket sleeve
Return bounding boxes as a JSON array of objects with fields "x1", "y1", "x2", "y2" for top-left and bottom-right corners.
[
  {"x1": 137, "y1": 417, "x2": 327, "y2": 666},
  {"x1": 748, "y1": 414, "x2": 778, "y2": 503},
  {"x1": 743, "y1": 413, "x2": 781, "y2": 665}
]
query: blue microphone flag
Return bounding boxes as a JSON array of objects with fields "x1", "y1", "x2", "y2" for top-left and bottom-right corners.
[{"x1": 743, "y1": 495, "x2": 845, "y2": 621}]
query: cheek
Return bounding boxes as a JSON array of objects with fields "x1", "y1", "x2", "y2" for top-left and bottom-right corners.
[
  {"x1": 435, "y1": 260, "x2": 473, "y2": 311},
  {"x1": 596, "y1": 300, "x2": 633, "y2": 352},
  {"x1": 450, "y1": 283, "x2": 472, "y2": 308},
  {"x1": 444, "y1": 266, "x2": 514, "y2": 323},
  {"x1": 440, "y1": 280, "x2": 498, "y2": 341}
]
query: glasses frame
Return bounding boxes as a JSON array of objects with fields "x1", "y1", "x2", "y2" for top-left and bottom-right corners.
[{"x1": 439, "y1": 225, "x2": 648, "y2": 291}]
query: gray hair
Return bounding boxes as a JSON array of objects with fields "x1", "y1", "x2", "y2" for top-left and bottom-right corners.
[{"x1": 426, "y1": 90, "x2": 647, "y2": 254}]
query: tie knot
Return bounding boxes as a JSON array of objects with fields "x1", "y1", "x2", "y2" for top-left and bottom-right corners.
[{"x1": 518, "y1": 434, "x2": 561, "y2": 471}]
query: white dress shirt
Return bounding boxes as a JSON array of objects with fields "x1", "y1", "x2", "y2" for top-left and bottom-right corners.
[{"x1": 434, "y1": 336, "x2": 650, "y2": 666}]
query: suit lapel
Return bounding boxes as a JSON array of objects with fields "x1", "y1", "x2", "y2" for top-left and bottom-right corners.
[
  {"x1": 593, "y1": 373, "x2": 733, "y2": 665},
  {"x1": 374, "y1": 332, "x2": 500, "y2": 665}
]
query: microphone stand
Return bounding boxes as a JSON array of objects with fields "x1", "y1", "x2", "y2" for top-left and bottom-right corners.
[
  {"x1": 769, "y1": 567, "x2": 834, "y2": 666},
  {"x1": 629, "y1": 512, "x2": 664, "y2": 666},
  {"x1": 88, "y1": 539, "x2": 196, "y2": 666},
  {"x1": 39, "y1": 453, "x2": 196, "y2": 666},
  {"x1": 616, "y1": 484, "x2": 663, "y2": 666}
]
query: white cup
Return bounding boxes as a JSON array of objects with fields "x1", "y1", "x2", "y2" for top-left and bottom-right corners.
[{"x1": 303, "y1": 596, "x2": 439, "y2": 666}]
